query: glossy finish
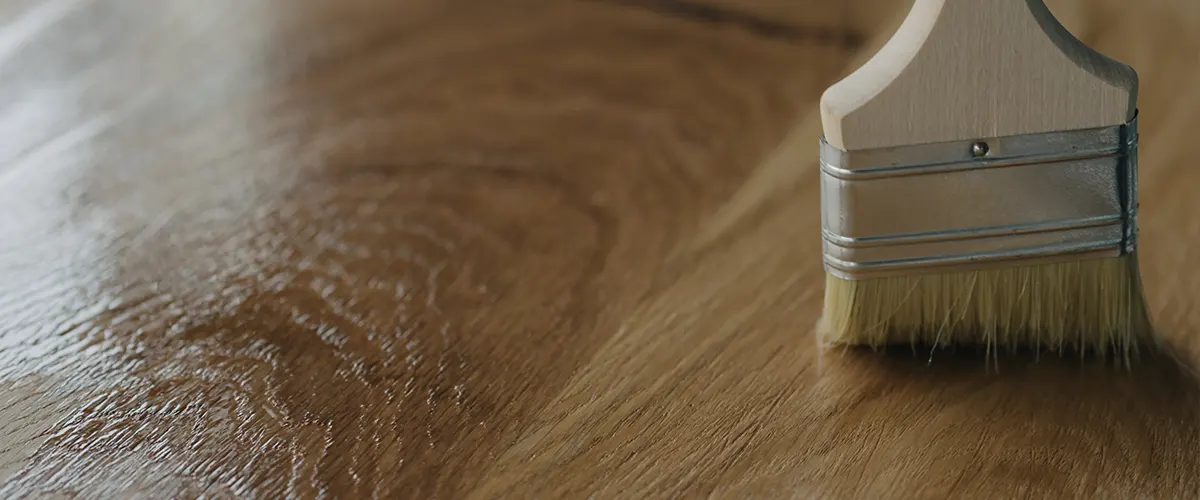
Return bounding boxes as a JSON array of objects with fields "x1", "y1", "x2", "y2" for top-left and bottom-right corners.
[{"x1": 1, "y1": 0, "x2": 1199, "y2": 497}]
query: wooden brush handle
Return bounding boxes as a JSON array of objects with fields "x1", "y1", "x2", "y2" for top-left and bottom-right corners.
[{"x1": 820, "y1": 0, "x2": 1138, "y2": 150}]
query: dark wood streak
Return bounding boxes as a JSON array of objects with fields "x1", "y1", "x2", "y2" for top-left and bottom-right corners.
[{"x1": 591, "y1": 0, "x2": 865, "y2": 46}]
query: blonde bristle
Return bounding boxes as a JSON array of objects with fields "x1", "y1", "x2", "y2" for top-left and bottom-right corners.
[{"x1": 818, "y1": 253, "x2": 1156, "y2": 359}]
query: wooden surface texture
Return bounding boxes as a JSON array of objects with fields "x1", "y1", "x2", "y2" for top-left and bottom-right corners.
[{"x1": 1, "y1": 0, "x2": 1199, "y2": 498}]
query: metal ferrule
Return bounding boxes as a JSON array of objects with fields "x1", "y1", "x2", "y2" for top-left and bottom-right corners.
[{"x1": 820, "y1": 111, "x2": 1139, "y2": 280}]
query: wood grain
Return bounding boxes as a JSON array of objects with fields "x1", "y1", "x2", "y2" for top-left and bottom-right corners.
[
  {"x1": 0, "y1": 0, "x2": 1198, "y2": 498},
  {"x1": 0, "y1": 0, "x2": 863, "y2": 497}
]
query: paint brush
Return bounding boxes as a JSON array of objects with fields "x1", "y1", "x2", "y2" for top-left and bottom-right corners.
[{"x1": 817, "y1": 0, "x2": 1153, "y2": 357}]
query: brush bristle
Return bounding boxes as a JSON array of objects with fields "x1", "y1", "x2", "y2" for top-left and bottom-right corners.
[{"x1": 819, "y1": 253, "x2": 1156, "y2": 359}]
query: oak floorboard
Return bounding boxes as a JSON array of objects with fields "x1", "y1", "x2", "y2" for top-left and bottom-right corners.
[
  {"x1": 472, "y1": 0, "x2": 1200, "y2": 498},
  {"x1": 0, "y1": 0, "x2": 868, "y2": 497},
  {"x1": 3, "y1": 0, "x2": 1199, "y2": 498}
]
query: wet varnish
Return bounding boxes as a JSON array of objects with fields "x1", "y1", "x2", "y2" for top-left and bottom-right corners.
[{"x1": 1, "y1": 0, "x2": 1199, "y2": 497}]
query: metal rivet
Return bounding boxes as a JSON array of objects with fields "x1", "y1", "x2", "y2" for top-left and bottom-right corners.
[{"x1": 971, "y1": 141, "x2": 989, "y2": 157}]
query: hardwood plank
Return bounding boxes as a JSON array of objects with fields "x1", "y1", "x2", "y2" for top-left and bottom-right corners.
[
  {"x1": 472, "y1": 1, "x2": 1200, "y2": 498},
  {"x1": 0, "y1": 0, "x2": 865, "y2": 497}
]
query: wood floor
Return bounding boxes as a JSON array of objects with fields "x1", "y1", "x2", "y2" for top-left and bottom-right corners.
[{"x1": 1, "y1": 0, "x2": 1199, "y2": 497}]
